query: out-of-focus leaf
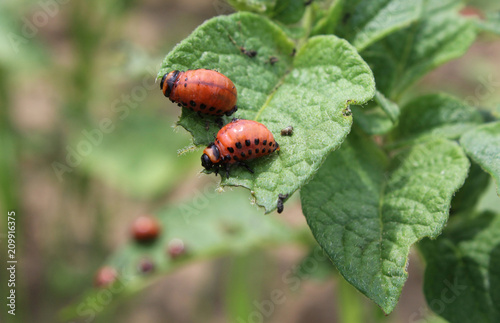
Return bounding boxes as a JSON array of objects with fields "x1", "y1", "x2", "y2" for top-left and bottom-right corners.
[
  {"x1": 226, "y1": 0, "x2": 306, "y2": 24},
  {"x1": 334, "y1": 0, "x2": 424, "y2": 51},
  {"x1": 392, "y1": 93, "x2": 483, "y2": 146},
  {"x1": 476, "y1": 11, "x2": 500, "y2": 35},
  {"x1": 362, "y1": 2, "x2": 476, "y2": 98},
  {"x1": 77, "y1": 113, "x2": 198, "y2": 199},
  {"x1": 352, "y1": 91, "x2": 400, "y2": 135},
  {"x1": 61, "y1": 189, "x2": 296, "y2": 321},
  {"x1": 420, "y1": 212, "x2": 500, "y2": 323},
  {"x1": 451, "y1": 162, "x2": 491, "y2": 215},
  {"x1": 460, "y1": 121, "x2": 500, "y2": 197}
]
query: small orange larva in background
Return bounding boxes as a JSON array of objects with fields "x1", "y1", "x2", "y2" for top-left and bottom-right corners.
[
  {"x1": 94, "y1": 266, "x2": 118, "y2": 288},
  {"x1": 160, "y1": 69, "x2": 238, "y2": 116},
  {"x1": 201, "y1": 119, "x2": 279, "y2": 177},
  {"x1": 131, "y1": 215, "x2": 161, "y2": 242}
]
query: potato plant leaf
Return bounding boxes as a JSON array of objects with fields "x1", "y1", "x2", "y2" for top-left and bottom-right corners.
[
  {"x1": 460, "y1": 121, "x2": 500, "y2": 197},
  {"x1": 420, "y1": 212, "x2": 500, "y2": 323},
  {"x1": 333, "y1": 0, "x2": 424, "y2": 51},
  {"x1": 226, "y1": 0, "x2": 276, "y2": 14},
  {"x1": 301, "y1": 132, "x2": 469, "y2": 313},
  {"x1": 158, "y1": 12, "x2": 375, "y2": 212},
  {"x1": 362, "y1": 3, "x2": 476, "y2": 98},
  {"x1": 61, "y1": 189, "x2": 296, "y2": 321},
  {"x1": 77, "y1": 114, "x2": 199, "y2": 199},
  {"x1": 451, "y1": 162, "x2": 491, "y2": 215},
  {"x1": 311, "y1": 0, "x2": 345, "y2": 36},
  {"x1": 226, "y1": 0, "x2": 306, "y2": 25},
  {"x1": 392, "y1": 93, "x2": 483, "y2": 146},
  {"x1": 352, "y1": 91, "x2": 400, "y2": 135},
  {"x1": 476, "y1": 11, "x2": 500, "y2": 35}
]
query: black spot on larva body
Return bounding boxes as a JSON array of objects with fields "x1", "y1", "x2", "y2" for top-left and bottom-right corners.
[
  {"x1": 248, "y1": 150, "x2": 252, "y2": 155},
  {"x1": 217, "y1": 109, "x2": 222, "y2": 114},
  {"x1": 190, "y1": 100, "x2": 196, "y2": 107},
  {"x1": 234, "y1": 156, "x2": 239, "y2": 161},
  {"x1": 225, "y1": 155, "x2": 231, "y2": 161},
  {"x1": 177, "y1": 103, "x2": 181, "y2": 107},
  {"x1": 256, "y1": 149, "x2": 259, "y2": 153},
  {"x1": 209, "y1": 107, "x2": 215, "y2": 111},
  {"x1": 184, "y1": 84, "x2": 187, "y2": 87},
  {"x1": 228, "y1": 147, "x2": 234, "y2": 153},
  {"x1": 200, "y1": 104, "x2": 206, "y2": 110},
  {"x1": 241, "y1": 152, "x2": 246, "y2": 157},
  {"x1": 235, "y1": 142, "x2": 242, "y2": 149},
  {"x1": 185, "y1": 77, "x2": 188, "y2": 81},
  {"x1": 254, "y1": 139, "x2": 259, "y2": 145},
  {"x1": 269, "y1": 142, "x2": 272, "y2": 146},
  {"x1": 245, "y1": 140, "x2": 251, "y2": 146},
  {"x1": 263, "y1": 140, "x2": 267, "y2": 145},
  {"x1": 262, "y1": 148, "x2": 266, "y2": 153},
  {"x1": 182, "y1": 102, "x2": 188, "y2": 106}
]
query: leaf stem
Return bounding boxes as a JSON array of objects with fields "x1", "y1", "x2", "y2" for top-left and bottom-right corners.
[
  {"x1": 298, "y1": 5, "x2": 315, "y2": 49},
  {"x1": 337, "y1": 277, "x2": 365, "y2": 323}
]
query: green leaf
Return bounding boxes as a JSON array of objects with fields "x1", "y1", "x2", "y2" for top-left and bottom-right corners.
[
  {"x1": 333, "y1": 0, "x2": 424, "y2": 51},
  {"x1": 78, "y1": 113, "x2": 198, "y2": 199},
  {"x1": 475, "y1": 11, "x2": 500, "y2": 35},
  {"x1": 451, "y1": 162, "x2": 491, "y2": 215},
  {"x1": 423, "y1": 0, "x2": 463, "y2": 15},
  {"x1": 301, "y1": 132, "x2": 470, "y2": 313},
  {"x1": 362, "y1": 6, "x2": 477, "y2": 98},
  {"x1": 420, "y1": 212, "x2": 500, "y2": 323},
  {"x1": 159, "y1": 13, "x2": 376, "y2": 212},
  {"x1": 271, "y1": 0, "x2": 306, "y2": 24},
  {"x1": 392, "y1": 93, "x2": 483, "y2": 146},
  {"x1": 311, "y1": 0, "x2": 345, "y2": 36},
  {"x1": 226, "y1": 0, "x2": 276, "y2": 13},
  {"x1": 352, "y1": 105, "x2": 395, "y2": 135},
  {"x1": 352, "y1": 91, "x2": 400, "y2": 135},
  {"x1": 226, "y1": 0, "x2": 306, "y2": 24},
  {"x1": 375, "y1": 90, "x2": 400, "y2": 123},
  {"x1": 61, "y1": 189, "x2": 296, "y2": 321},
  {"x1": 460, "y1": 121, "x2": 500, "y2": 197}
]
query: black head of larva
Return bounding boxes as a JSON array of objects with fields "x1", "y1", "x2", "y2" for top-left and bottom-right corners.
[
  {"x1": 201, "y1": 154, "x2": 213, "y2": 171},
  {"x1": 201, "y1": 143, "x2": 221, "y2": 171},
  {"x1": 161, "y1": 70, "x2": 180, "y2": 97}
]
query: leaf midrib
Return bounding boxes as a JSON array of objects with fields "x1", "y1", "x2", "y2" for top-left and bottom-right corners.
[{"x1": 253, "y1": 68, "x2": 292, "y2": 122}]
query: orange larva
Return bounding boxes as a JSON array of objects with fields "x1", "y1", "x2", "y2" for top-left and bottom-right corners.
[
  {"x1": 131, "y1": 215, "x2": 161, "y2": 242},
  {"x1": 160, "y1": 69, "x2": 238, "y2": 116},
  {"x1": 201, "y1": 119, "x2": 279, "y2": 177}
]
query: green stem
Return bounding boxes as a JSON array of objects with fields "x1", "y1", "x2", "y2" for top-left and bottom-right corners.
[
  {"x1": 298, "y1": 5, "x2": 315, "y2": 49},
  {"x1": 338, "y1": 277, "x2": 365, "y2": 323}
]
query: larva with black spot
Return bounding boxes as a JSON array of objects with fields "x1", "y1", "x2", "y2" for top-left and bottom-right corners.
[
  {"x1": 201, "y1": 119, "x2": 280, "y2": 178},
  {"x1": 160, "y1": 69, "x2": 237, "y2": 116}
]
